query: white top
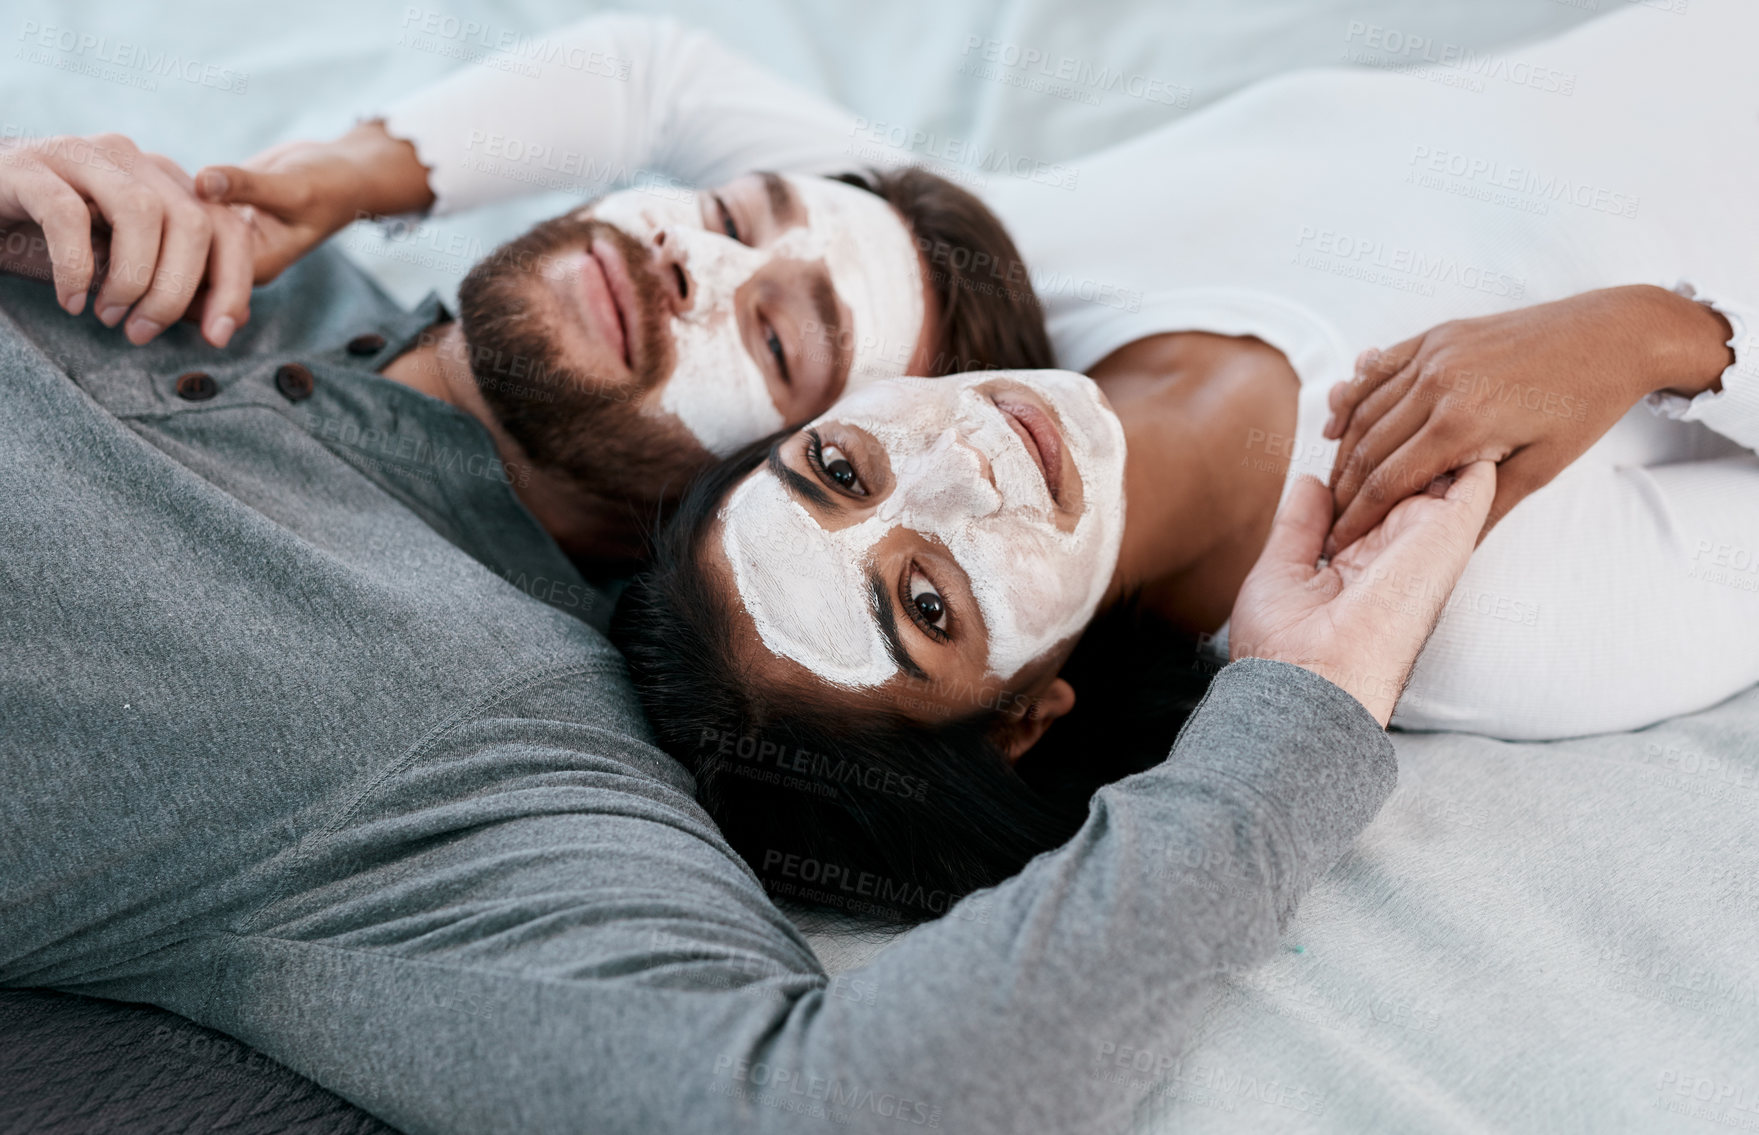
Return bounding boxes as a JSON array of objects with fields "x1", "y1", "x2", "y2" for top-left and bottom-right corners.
[
  {"x1": 380, "y1": 16, "x2": 883, "y2": 219},
  {"x1": 982, "y1": 0, "x2": 1759, "y2": 482},
  {"x1": 378, "y1": 4, "x2": 1759, "y2": 478}
]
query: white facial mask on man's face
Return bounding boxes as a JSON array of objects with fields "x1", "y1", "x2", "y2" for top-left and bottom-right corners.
[
  {"x1": 588, "y1": 176, "x2": 926, "y2": 456},
  {"x1": 720, "y1": 369, "x2": 1128, "y2": 688}
]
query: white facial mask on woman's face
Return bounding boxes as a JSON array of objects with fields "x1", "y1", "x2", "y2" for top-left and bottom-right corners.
[
  {"x1": 588, "y1": 176, "x2": 926, "y2": 456},
  {"x1": 720, "y1": 369, "x2": 1128, "y2": 687}
]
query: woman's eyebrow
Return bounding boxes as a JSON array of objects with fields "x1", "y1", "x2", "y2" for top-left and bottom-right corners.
[
  {"x1": 867, "y1": 570, "x2": 927, "y2": 681},
  {"x1": 768, "y1": 443, "x2": 832, "y2": 510}
]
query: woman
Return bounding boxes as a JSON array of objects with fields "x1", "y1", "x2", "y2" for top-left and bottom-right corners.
[
  {"x1": 599, "y1": 0, "x2": 1759, "y2": 921},
  {"x1": 613, "y1": 342, "x2": 1759, "y2": 921},
  {"x1": 612, "y1": 368, "x2": 1211, "y2": 920}
]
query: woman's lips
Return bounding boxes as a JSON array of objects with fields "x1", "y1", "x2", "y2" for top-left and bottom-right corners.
[
  {"x1": 994, "y1": 398, "x2": 1065, "y2": 505},
  {"x1": 576, "y1": 249, "x2": 628, "y2": 370}
]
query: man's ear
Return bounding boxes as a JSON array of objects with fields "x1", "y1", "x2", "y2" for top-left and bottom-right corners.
[{"x1": 996, "y1": 678, "x2": 1076, "y2": 765}]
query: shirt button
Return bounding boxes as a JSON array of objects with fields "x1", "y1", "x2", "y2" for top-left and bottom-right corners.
[
  {"x1": 274, "y1": 363, "x2": 316, "y2": 402},
  {"x1": 175, "y1": 371, "x2": 218, "y2": 401},
  {"x1": 346, "y1": 333, "x2": 387, "y2": 356}
]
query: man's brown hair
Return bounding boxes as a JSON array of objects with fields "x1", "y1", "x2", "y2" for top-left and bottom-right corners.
[{"x1": 833, "y1": 167, "x2": 1055, "y2": 375}]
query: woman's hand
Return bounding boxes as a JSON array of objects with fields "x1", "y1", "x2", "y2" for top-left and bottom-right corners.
[
  {"x1": 0, "y1": 133, "x2": 254, "y2": 347},
  {"x1": 1322, "y1": 286, "x2": 1735, "y2": 553},
  {"x1": 194, "y1": 120, "x2": 436, "y2": 286},
  {"x1": 1229, "y1": 464, "x2": 1494, "y2": 728}
]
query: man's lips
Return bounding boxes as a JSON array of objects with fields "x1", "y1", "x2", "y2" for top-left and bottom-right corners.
[
  {"x1": 995, "y1": 398, "x2": 1065, "y2": 505},
  {"x1": 576, "y1": 248, "x2": 628, "y2": 370},
  {"x1": 595, "y1": 235, "x2": 646, "y2": 372}
]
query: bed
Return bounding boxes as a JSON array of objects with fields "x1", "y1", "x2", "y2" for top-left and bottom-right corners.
[
  {"x1": 803, "y1": 684, "x2": 1759, "y2": 1135},
  {"x1": 13, "y1": 1, "x2": 1755, "y2": 1133}
]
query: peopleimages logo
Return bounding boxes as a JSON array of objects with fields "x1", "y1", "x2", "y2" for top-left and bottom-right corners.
[
  {"x1": 958, "y1": 35, "x2": 1192, "y2": 108},
  {"x1": 848, "y1": 118, "x2": 1081, "y2": 191},
  {"x1": 698, "y1": 727, "x2": 931, "y2": 802},
  {"x1": 1656, "y1": 1069, "x2": 1759, "y2": 1118},
  {"x1": 1406, "y1": 144, "x2": 1641, "y2": 219},
  {"x1": 712, "y1": 1056, "x2": 943, "y2": 1128},
  {"x1": 1341, "y1": 21, "x2": 1578, "y2": 95},
  {"x1": 15, "y1": 21, "x2": 249, "y2": 93},
  {"x1": 397, "y1": 8, "x2": 632, "y2": 79},
  {"x1": 760, "y1": 850, "x2": 989, "y2": 920},
  {"x1": 1293, "y1": 226, "x2": 1526, "y2": 300}
]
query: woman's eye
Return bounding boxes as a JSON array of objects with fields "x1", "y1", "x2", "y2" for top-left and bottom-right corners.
[
  {"x1": 821, "y1": 443, "x2": 857, "y2": 489},
  {"x1": 807, "y1": 431, "x2": 867, "y2": 496},
  {"x1": 908, "y1": 570, "x2": 948, "y2": 634},
  {"x1": 714, "y1": 194, "x2": 741, "y2": 242}
]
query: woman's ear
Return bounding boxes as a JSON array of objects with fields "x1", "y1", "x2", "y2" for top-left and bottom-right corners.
[{"x1": 997, "y1": 678, "x2": 1076, "y2": 765}]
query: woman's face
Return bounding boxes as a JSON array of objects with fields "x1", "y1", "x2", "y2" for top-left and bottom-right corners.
[{"x1": 711, "y1": 369, "x2": 1127, "y2": 722}]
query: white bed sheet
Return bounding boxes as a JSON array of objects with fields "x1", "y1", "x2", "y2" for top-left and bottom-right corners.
[{"x1": 801, "y1": 679, "x2": 1759, "y2": 1135}]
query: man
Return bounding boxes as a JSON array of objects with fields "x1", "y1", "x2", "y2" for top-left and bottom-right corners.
[
  {"x1": 0, "y1": 19, "x2": 1050, "y2": 572},
  {"x1": 0, "y1": 206, "x2": 1495, "y2": 1127},
  {"x1": 0, "y1": 26, "x2": 1504, "y2": 1131}
]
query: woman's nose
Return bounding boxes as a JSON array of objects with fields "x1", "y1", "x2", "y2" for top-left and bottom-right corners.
[
  {"x1": 885, "y1": 429, "x2": 999, "y2": 522},
  {"x1": 932, "y1": 427, "x2": 995, "y2": 493},
  {"x1": 650, "y1": 228, "x2": 695, "y2": 317}
]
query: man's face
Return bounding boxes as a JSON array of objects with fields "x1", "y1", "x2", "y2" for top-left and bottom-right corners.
[{"x1": 456, "y1": 173, "x2": 932, "y2": 496}]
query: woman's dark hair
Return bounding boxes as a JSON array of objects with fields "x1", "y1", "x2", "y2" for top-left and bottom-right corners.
[
  {"x1": 834, "y1": 166, "x2": 1055, "y2": 375},
  {"x1": 611, "y1": 436, "x2": 1215, "y2": 924}
]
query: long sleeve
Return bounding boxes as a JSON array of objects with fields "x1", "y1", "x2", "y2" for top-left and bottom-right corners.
[
  {"x1": 1644, "y1": 280, "x2": 1759, "y2": 454},
  {"x1": 377, "y1": 15, "x2": 883, "y2": 217},
  {"x1": 159, "y1": 659, "x2": 1395, "y2": 1135}
]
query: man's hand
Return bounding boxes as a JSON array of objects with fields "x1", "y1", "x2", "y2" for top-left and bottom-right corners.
[
  {"x1": 1322, "y1": 286, "x2": 1734, "y2": 554},
  {"x1": 0, "y1": 133, "x2": 254, "y2": 346},
  {"x1": 1229, "y1": 463, "x2": 1495, "y2": 727},
  {"x1": 194, "y1": 121, "x2": 436, "y2": 286}
]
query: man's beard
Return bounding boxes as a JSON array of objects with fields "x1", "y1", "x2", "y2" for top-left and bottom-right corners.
[{"x1": 456, "y1": 211, "x2": 697, "y2": 499}]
